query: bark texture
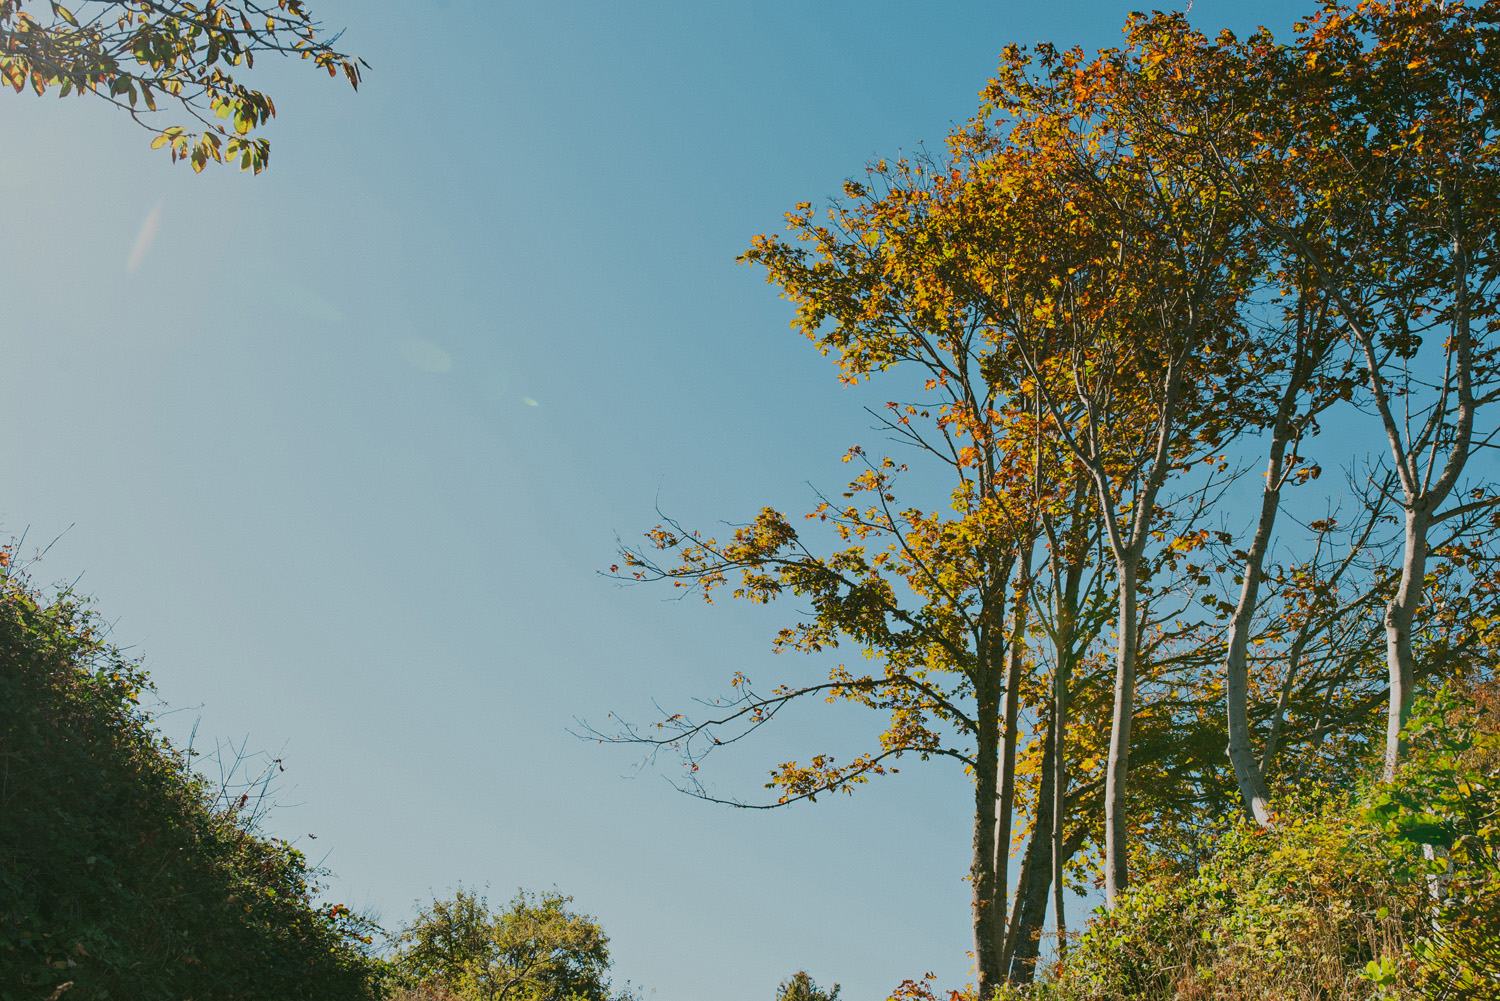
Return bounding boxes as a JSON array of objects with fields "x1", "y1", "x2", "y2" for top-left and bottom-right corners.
[{"x1": 970, "y1": 674, "x2": 1003, "y2": 999}]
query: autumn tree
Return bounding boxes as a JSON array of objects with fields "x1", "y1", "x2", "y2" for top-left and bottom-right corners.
[
  {"x1": 602, "y1": 131, "x2": 1249, "y2": 984},
  {"x1": 906, "y1": 32, "x2": 1267, "y2": 901},
  {"x1": 1272, "y1": 0, "x2": 1500, "y2": 783},
  {"x1": 0, "y1": 0, "x2": 363, "y2": 171},
  {"x1": 1127, "y1": 1, "x2": 1500, "y2": 785},
  {"x1": 1030, "y1": 2, "x2": 1500, "y2": 821},
  {"x1": 599, "y1": 2, "x2": 1500, "y2": 992},
  {"x1": 601, "y1": 150, "x2": 1107, "y2": 994}
]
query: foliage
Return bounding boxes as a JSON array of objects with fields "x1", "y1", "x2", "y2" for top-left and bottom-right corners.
[
  {"x1": 601, "y1": 2, "x2": 1500, "y2": 995},
  {"x1": 888, "y1": 972, "x2": 975, "y2": 1001},
  {"x1": 1044, "y1": 801, "x2": 1413, "y2": 1001},
  {"x1": 776, "y1": 971, "x2": 841, "y2": 1001},
  {"x1": 0, "y1": 558, "x2": 381, "y2": 1000},
  {"x1": 1362, "y1": 684, "x2": 1500, "y2": 1000},
  {"x1": 392, "y1": 888, "x2": 637, "y2": 1001},
  {"x1": 596, "y1": 0, "x2": 1500, "y2": 995},
  {"x1": 0, "y1": 0, "x2": 363, "y2": 171},
  {"x1": 998, "y1": 683, "x2": 1499, "y2": 1001}
]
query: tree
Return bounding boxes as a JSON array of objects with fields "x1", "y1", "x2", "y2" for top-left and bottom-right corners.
[
  {"x1": 599, "y1": 3, "x2": 1500, "y2": 992},
  {"x1": 393, "y1": 888, "x2": 634, "y2": 1001},
  {"x1": 1133, "y1": 1, "x2": 1500, "y2": 785},
  {"x1": 1270, "y1": 0, "x2": 1500, "y2": 783},
  {"x1": 958, "y1": 41, "x2": 1265, "y2": 900},
  {"x1": 775, "y1": 971, "x2": 841, "y2": 1001},
  {"x1": 0, "y1": 0, "x2": 363, "y2": 172}
]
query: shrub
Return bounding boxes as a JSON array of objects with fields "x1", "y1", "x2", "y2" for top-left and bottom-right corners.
[
  {"x1": 1362, "y1": 684, "x2": 1500, "y2": 1000},
  {"x1": 1017, "y1": 682, "x2": 1500, "y2": 1001},
  {"x1": 0, "y1": 566, "x2": 380, "y2": 1000},
  {"x1": 1046, "y1": 801, "x2": 1414, "y2": 1001}
]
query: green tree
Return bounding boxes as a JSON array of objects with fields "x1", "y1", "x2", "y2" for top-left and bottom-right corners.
[
  {"x1": 776, "y1": 970, "x2": 841, "y2": 1001},
  {"x1": 394, "y1": 888, "x2": 634, "y2": 1001},
  {"x1": 0, "y1": 0, "x2": 363, "y2": 171}
]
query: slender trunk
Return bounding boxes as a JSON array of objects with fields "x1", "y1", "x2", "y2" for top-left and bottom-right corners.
[
  {"x1": 1001, "y1": 839, "x2": 1032, "y2": 970},
  {"x1": 1046, "y1": 544, "x2": 1081, "y2": 965},
  {"x1": 1377, "y1": 193, "x2": 1474, "y2": 779},
  {"x1": 1051, "y1": 587, "x2": 1074, "y2": 962},
  {"x1": 1008, "y1": 717, "x2": 1056, "y2": 985},
  {"x1": 1011, "y1": 825, "x2": 1090, "y2": 982},
  {"x1": 1423, "y1": 843, "x2": 1452, "y2": 902},
  {"x1": 991, "y1": 541, "x2": 1034, "y2": 968},
  {"x1": 1093, "y1": 354, "x2": 1182, "y2": 906},
  {"x1": 1224, "y1": 364, "x2": 1301, "y2": 824},
  {"x1": 971, "y1": 671, "x2": 1003, "y2": 998},
  {"x1": 1383, "y1": 506, "x2": 1429, "y2": 780},
  {"x1": 1104, "y1": 560, "x2": 1137, "y2": 905}
]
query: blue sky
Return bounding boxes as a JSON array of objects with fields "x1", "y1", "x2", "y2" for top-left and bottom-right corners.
[{"x1": 1, "y1": 2, "x2": 1309, "y2": 997}]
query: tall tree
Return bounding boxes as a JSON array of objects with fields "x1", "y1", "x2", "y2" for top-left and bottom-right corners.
[
  {"x1": 599, "y1": 5, "x2": 1500, "y2": 989},
  {"x1": 603, "y1": 152, "x2": 1109, "y2": 995},
  {"x1": 1150, "y1": 1, "x2": 1500, "y2": 782},
  {"x1": 1292, "y1": 0, "x2": 1500, "y2": 781},
  {"x1": 924, "y1": 42, "x2": 1264, "y2": 900}
]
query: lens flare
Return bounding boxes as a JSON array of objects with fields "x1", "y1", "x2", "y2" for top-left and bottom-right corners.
[
  {"x1": 398, "y1": 337, "x2": 453, "y2": 373},
  {"x1": 126, "y1": 201, "x2": 164, "y2": 274}
]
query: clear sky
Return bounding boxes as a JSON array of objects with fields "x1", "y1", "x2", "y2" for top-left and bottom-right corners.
[{"x1": 1, "y1": 2, "x2": 1310, "y2": 997}]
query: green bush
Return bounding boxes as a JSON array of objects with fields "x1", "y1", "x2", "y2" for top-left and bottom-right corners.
[
  {"x1": 1017, "y1": 683, "x2": 1500, "y2": 1001},
  {"x1": 0, "y1": 569, "x2": 381, "y2": 1000},
  {"x1": 1362, "y1": 685, "x2": 1500, "y2": 1000},
  {"x1": 1043, "y1": 801, "x2": 1413, "y2": 1001}
]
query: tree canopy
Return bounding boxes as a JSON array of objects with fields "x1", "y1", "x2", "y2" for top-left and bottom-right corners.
[{"x1": 391, "y1": 888, "x2": 637, "y2": 1001}]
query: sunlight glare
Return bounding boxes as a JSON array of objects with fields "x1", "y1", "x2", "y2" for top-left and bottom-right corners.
[{"x1": 126, "y1": 200, "x2": 164, "y2": 274}]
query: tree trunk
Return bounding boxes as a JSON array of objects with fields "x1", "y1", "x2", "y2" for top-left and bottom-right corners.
[
  {"x1": 966, "y1": 660, "x2": 1002, "y2": 996},
  {"x1": 1224, "y1": 368, "x2": 1301, "y2": 824},
  {"x1": 1046, "y1": 542, "x2": 1082, "y2": 965},
  {"x1": 991, "y1": 541, "x2": 1034, "y2": 968},
  {"x1": 1383, "y1": 505, "x2": 1429, "y2": 781},
  {"x1": 1104, "y1": 560, "x2": 1137, "y2": 906},
  {"x1": 1008, "y1": 717, "x2": 1056, "y2": 984},
  {"x1": 1011, "y1": 829, "x2": 1091, "y2": 982},
  {"x1": 1366, "y1": 191, "x2": 1473, "y2": 781},
  {"x1": 1051, "y1": 597, "x2": 1073, "y2": 962},
  {"x1": 973, "y1": 542, "x2": 1022, "y2": 998},
  {"x1": 1000, "y1": 837, "x2": 1032, "y2": 970},
  {"x1": 970, "y1": 672, "x2": 1003, "y2": 998},
  {"x1": 1095, "y1": 354, "x2": 1182, "y2": 906}
]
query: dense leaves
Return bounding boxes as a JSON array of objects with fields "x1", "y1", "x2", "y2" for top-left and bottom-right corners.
[
  {"x1": 391, "y1": 889, "x2": 637, "y2": 1001},
  {"x1": 0, "y1": 561, "x2": 380, "y2": 1000},
  {"x1": 1009, "y1": 683, "x2": 1500, "y2": 1001}
]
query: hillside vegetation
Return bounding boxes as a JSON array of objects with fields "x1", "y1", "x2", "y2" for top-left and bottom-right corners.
[{"x1": 0, "y1": 568, "x2": 380, "y2": 1000}]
